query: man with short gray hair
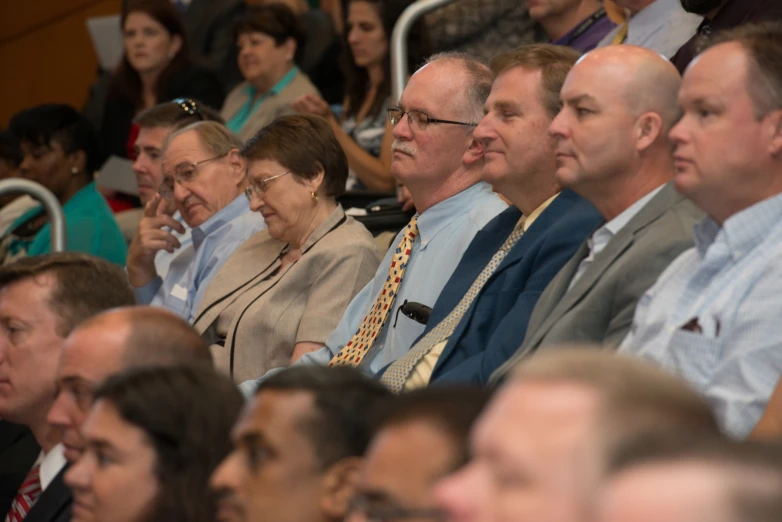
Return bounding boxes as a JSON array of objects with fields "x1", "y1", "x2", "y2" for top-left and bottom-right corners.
[{"x1": 127, "y1": 121, "x2": 265, "y2": 322}]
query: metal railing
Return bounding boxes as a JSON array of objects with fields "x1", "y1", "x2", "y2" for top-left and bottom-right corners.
[
  {"x1": 390, "y1": 0, "x2": 455, "y2": 103},
  {"x1": 0, "y1": 179, "x2": 66, "y2": 251}
]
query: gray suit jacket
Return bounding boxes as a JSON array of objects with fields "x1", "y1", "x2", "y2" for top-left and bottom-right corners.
[
  {"x1": 220, "y1": 72, "x2": 320, "y2": 142},
  {"x1": 491, "y1": 183, "x2": 704, "y2": 382},
  {"x1": 192, "y1": 206, "x2": 381, "y2": 382}
]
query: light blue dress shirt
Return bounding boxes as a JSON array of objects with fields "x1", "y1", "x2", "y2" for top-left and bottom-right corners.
[
  {"x1": 154, "y1": 212, "x2": 192, "y2": 280},
  {"x1": 596, "y1": 0, "x2": 702, "y2": 58},
  {"x1": 619, "y1": 191, "x2": 782, "y2": 438},
  {"x1": 240, "y1": 183, "x2": 507, "y2": 392},
  {"x1": 136, "y1": 195, "x2": 266, "y2": 322}
]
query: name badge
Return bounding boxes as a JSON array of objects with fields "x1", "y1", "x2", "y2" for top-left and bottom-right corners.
[{"x1": 171, "y1": 284, "x2": 188, "y2": 301}]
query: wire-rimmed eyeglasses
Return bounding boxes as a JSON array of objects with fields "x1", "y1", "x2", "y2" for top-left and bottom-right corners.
[
  {"x1": 387, "y1": 106, "x2": 478, "y2": 131},
  {"x1": 244, "y1": 171, "x2": 291, "y2": 200},
  {"x1": 158, "y1": 153, "x2": 227, "y2": 200}
]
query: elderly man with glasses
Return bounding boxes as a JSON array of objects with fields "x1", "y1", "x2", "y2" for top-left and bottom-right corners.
[{"x1": 126, "y1": 120, "x2": 265, "y2": 322}]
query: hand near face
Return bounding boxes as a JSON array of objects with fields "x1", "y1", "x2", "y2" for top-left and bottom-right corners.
[
  {"x1": 126, "y1": 193, "x2": 186, "y2": 288},
  {"x1": 291, "y1": 94, "x2": 332, "y2": 119}
]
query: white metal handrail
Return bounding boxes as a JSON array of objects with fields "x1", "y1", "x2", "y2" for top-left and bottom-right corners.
[
  {"x1": 0, "y1": 179, "x2": 67, "y2": 251},
  {"x1": 390, "y1": 0, "x2": 456, "y2": 103}
]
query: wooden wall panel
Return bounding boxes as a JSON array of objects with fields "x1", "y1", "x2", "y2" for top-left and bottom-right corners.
[{"x1": 0, "y1": 0, "x2": 122, "y2": 126}]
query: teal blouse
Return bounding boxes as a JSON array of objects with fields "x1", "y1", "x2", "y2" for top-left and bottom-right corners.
[
  {"x1": 226, "y1": 67, "x2": 300, "y2": 135},
  {"x1": 3, "y1": 182, "x2": 128, "y2": 265}
]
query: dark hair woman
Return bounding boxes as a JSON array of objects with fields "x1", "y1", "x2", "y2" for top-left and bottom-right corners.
[
  {"x1": 100, "y1": 0, "x2": 224, "y2": 161},
  {"x1": 292, "y1": 0, "x2": 429, "y2": 192}
]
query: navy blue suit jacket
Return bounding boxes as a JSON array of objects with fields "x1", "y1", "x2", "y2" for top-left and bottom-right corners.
[{"x1": 423, "y1": 190, "x2": 601, "y2": 385}]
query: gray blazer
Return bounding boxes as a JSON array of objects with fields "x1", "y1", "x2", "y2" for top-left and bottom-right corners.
[
  {"x1": 491, "y1": 183, "x2": 703, "y2": 382},
  {"x1": 192, "y1": 206, "x2": 381, "y2": 382},
  {"x1": 220, "y1": 71, "x2": 320, "y2": 142}
]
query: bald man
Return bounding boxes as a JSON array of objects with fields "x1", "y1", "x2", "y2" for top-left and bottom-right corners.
[
  {"x1": 47, "y1": 306, "x2": 212, "y2": 463},
  {"x1": 492, "y1": 46, "x2": 703, "y2": 382},
  {"x1": 620, "y1": 23, "x2": 782, "y2": 439}
]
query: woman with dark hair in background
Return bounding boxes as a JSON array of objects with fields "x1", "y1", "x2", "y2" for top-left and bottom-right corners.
[
  {"x1": 3, "y1": 105, "x2": 127, "y2": 265},
  {"x1": 292, "y1": 0, "x2": 428, "y2": 192},
  {"x1": 65, "y1": 364, "x2": 244, "y2": 522},
  {"x1": 221, "y1": 4, "x2": 321, "y2": 142},
  {"x1": 100, "y1": 0, "x2": 224, "y2": 161}
]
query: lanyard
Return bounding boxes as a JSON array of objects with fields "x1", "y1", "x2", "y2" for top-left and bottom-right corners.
[{"x1": 561, "y1": 8, "x2": 607, "y2": 46}]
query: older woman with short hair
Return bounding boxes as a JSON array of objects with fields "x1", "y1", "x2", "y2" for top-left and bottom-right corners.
[
  {"x1": 221, "y1": 4, "x2": 321, "y2": 142},
  {"x1": 193, "y1": 114, "x2": 381, "y2": 382}
]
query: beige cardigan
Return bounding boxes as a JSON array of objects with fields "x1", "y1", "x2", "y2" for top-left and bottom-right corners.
[
  {"x1": 193, "y1": 206, "x2": 381, "y2": 382},
  {"x1": 220, "y1": 71, "x2": 320, "y2": 142}
]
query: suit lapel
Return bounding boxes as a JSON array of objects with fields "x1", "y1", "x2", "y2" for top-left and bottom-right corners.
[
  {"x1": 193, "y1": 230, "x2": 286, "y2": 330},
  {"x1": 523, "y1": 183, "x2": 678, "y2": 350},
  {"x1": 25, "y1": 467, "x2": 71, "y2": 522}
]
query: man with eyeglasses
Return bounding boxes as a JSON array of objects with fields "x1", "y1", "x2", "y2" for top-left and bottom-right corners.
[
  {"x1": 127, "y1": 120, "x2": 265, "y2": 322},
  {"x1": 378, "y1": 44, "x2": 603, "y2": 390},
  {"x1": 243, "y1": 52, "x2": 507, "y2": 391},
  {"x1": 346, "y1": 387, "x2": 490, "y2": 522}
]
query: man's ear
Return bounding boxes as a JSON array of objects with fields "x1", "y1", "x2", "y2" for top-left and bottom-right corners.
[
  {"x1": 319, "y1": 457, "x2": 363, "y2": 521},
  {"x1": 462, "y1": 136, "x2": 485, "y2": 167},
  {"x1": 766, "y1": 109, "x2": 782, "y2": 157},
  {"x1": 229, "y1": 149, "x2": 247, "y2": 185},
  {"x1": 635, "y1": 112, "x2": 663, "y2": 153}
]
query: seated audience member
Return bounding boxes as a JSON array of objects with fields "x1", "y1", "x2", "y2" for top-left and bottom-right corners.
[
  {"x1": 620, "y1": 23, "x2": 782, "y2": 438},
  {"x1": 193, "y1": 115, "x2": 380, "y2": 382},
  {"x1": 426, "y1": 0, "x2": 542, "y2": 63},
  {"x1": 210, "y1": 366, "x2": 390, "y2": 522},
  {"x1": 350, "y1": 387, "x2": 491, "y2": 522},
  {"x1": 127, "y1": 121, "x2": 265, "y2": 322},
  {"x1": 249, "y1": 0, "x2": 344, "y2": 104},
  {"x1": 221, "y1": 4, "x2": 320, "y2": 142},
  {"x1": 123, "y1": 0, "x2": 246, "y2": 93},
  {"x1": 0, "y1": 130, "x2": 37, "y2": 235},
  {"x1": 670, "y1": 0, "x2": 782, "y2": 73},
  {"x1": 292, "y1": 0, "x2": 429, "y2": 192},
  {"x1": 491, "y1": 46, "x2": 703, "y2": 383},
  {"x1": 3, "y1": 105, "x2": 127, "y2": 265},
  {"x1": 101, "y1": 1, "x2": 225, "y2": 161},
  {"x1": 119, "y1": 98, "x2": 224, "y2": 253},
  {"x1": 596, "y1": 0, "x2": 702, "y2": 58},
  {"x1": 248, "y1": 53, "x2": 507, "y2": 389},
  {"x1": 435, "y1": 350, "x2": 719, "y2": 522},
  {"x1": 529, "y1": 0, "x2": 616, "y2": 52},
  {"x1": 380, "y1": 44, "x2": 602, "y2": 391},
  {"x1": 66, "y1": 364, "x2": 244, "y2": 522},
  {"x1": 47, "y1": 306, "x2": 212, "y2": 464},
  {"x1": 0, "y1": 254, "x2": 135, "y2": 522},
  {"x1": 597, "y1": 435, "x2": 782, "y2": 522}
]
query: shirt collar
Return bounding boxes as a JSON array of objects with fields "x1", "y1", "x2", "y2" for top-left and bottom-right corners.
[
  {"x1": 694, "y1": 191, "x2": 782, "y2": 260},
  {"x1": 415, "y1": 183, "x2": 497, "y2": 248},
  {"x1": 630, "y1": 0, "x2": 680, "y2": 28},
  {"x1": 244, "y1": 66, "x2": 300, "y2": 100},
  {"x1": 39, "y1": 443, "x2": 66, "y2": 491},
  {"x1": 523, "y1": 192, "x2": 559, "y2": 232},
  {"x1": 604, "y1": 184, "x2": 665, "y2": 236},
  {"x1": 192, "y1": 194, "x2": 250, "y2": 250}
]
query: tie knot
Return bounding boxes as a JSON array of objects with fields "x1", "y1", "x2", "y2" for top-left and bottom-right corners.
[{"x1": 404, "y1": 217, "x2": 419, "y2": 241}]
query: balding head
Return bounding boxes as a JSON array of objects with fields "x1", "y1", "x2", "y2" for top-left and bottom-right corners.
[
  {"x1": 47, "y1": 306, "x2": 211, "y2": 462},
  {"x1": 549, "y1": 46, "x2": 682, "y2": 219}
]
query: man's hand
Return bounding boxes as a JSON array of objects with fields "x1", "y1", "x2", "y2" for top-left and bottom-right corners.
[{"x1": 126, "y1": 194, "x2": 186, "y2": 288}]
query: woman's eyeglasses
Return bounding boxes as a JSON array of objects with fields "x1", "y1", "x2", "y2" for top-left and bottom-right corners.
[{"x1": 244, "y1": 171, "x2": 291, "y2": 200}]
